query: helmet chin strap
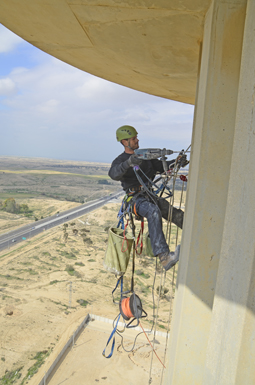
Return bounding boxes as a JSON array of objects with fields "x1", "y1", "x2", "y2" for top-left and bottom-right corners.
[
  {"x1": 127, "y1": 138, "x2": 133, "y2": 150},
  {"x1": 123, "y1": 139, "x2": 134, "y2": 151},
  {"x1": 122, "y1": 138, "x2": 138, "y2": 153}
]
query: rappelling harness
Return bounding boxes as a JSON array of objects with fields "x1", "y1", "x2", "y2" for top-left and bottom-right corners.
[{"x1": 103, "y1": 147, "x2": 189, "y2": 359}]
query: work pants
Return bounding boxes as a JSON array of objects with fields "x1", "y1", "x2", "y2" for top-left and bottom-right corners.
[{"x1": 134, "y1": 194, "x2": 184, "y2": 257}]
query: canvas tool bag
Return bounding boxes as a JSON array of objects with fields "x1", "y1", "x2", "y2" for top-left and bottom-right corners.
[{"x1": 104, "y1": 226, "x2": 133, "y2": 276}]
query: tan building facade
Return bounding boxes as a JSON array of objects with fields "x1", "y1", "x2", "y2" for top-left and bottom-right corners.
[
  {"x1": 165, "y1": 1, "x2": 255, "y2": 384},
  {"x1": 1, "y1": 0, "x2": 254, "y2": 383}
]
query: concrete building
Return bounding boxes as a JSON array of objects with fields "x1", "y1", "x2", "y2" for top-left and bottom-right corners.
[{"x1": 1, "y1": 0, "x2": 254, "y2": 383}]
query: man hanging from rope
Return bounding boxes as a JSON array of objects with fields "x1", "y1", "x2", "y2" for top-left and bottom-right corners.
[{"x1": 108, "y1": 125, "x2": 184, "y2": 271}]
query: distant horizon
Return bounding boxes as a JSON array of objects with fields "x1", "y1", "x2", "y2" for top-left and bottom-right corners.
[
  {"x1": 0, "y1": 154, "x2": 112, "y2": 165},
  {"x1": 0, "y1": 151, "x2": 190, "y2": 166}
]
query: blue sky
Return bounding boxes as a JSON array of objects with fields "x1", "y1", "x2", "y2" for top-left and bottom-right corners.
[{"x1": 0, "y1": 24, "x2": 194, "y2": 163}]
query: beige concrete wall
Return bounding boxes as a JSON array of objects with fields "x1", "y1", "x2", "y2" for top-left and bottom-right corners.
[
  {"x1": 0, "y1": 0, "x2": 211, "y2": 104},
  {"x1": 204, "y1": 0, "x2": 255, "y2": 383},
  {"x1": 164, "y1": 0, "x2": 248, "y2": 383}
]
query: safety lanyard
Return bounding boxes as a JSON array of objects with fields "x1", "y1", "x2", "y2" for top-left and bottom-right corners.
[
  {"x1": 103, "y1": 276, "x2": 124, "y2": 358},
  {"x1": 117, "y1": 200, "x2": 125, "y2": 229},
  {"x1": 135, "y1": 219, "x2": 144, "y2": 255},
  {"x1": 102, "y1": 313, "x2": 121, "y2": 358},
  {"x1": 111, "y1": 275, "x2": 124, "y2": 304},
  {"x1": 121, "y1": 219, "x2": 130, "y2": 252}
]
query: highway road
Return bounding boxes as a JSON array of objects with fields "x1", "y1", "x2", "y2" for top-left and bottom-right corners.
[{"x1": 0, "y1": 191, "x2": 123, "y2": 253}]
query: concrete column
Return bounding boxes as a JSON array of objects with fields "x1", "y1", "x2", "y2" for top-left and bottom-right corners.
[
  {"x1": 164, "y1": 0, "x2": 246, "y2": 384},
  {"x1": 203, "y1": 0, "x2": 255, "y2": 383}
]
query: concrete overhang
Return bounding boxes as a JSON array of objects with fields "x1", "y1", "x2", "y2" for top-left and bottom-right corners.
[{"x1": 0, "y1": 0, "x2": 212, "y2": 104}]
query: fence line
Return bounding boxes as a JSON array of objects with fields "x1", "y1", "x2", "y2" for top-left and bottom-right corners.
[
  {"x1": 38, "y1": 314, "x2": 90, "y2": 385},
  {"x1": 38, "y1": 312, "x2": 167, "y2": 384},
  {"x1": 90, "y1": 313, "x2": 167, "y2": 337}
]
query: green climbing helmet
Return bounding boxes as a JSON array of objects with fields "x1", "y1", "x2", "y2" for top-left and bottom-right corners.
[{"x1": 116, "y1": 125, "x2": 138, "y2": 142}]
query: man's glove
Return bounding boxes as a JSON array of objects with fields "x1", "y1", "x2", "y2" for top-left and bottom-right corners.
[
  {"x1": 127, "y1": 154, "x2": 143, "y2": 167},
  {"x1": 178, "y1": 154, "x2": 189, "y2": 168}
]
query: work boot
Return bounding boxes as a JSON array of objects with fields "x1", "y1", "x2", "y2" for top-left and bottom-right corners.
[{"x1": 158, "y1": 245, "x2": 180, "y2": 271}]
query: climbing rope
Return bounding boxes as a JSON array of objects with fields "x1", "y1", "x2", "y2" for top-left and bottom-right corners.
[
  {"x1": 104, "y1": 144, "x2": 190, "y2": 379},
  {"x1": 148, "y1": 145, "x2": 190, "y2": 384},
  {"x1": 140, "y1": 321, "x2": 166, "y2": 369},
  {"x1": 148, "y1": 259, "x2": 165, "y2": 384}
]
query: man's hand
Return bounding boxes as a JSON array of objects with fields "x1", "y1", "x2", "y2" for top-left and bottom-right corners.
[
  {"x1": 178, "y1": 154, "x2": 189, "y2": 168},
  {"x1": 127, "y1": 154, "x2": 143, "y2": 167}
]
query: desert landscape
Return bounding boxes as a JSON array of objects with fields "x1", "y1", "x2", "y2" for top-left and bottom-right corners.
[
  {"x1": 0, "y1": 156, "x2": 119, "y2": 206},
  {"x1": 0, "y1": 156, "x2": 186, "y2": 385}
]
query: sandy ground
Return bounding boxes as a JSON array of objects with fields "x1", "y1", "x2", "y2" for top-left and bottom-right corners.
[
  {"x1": 0, "y1": 199, "x2": 80, "y2": 235},
  {"x1": 44, "y1": 318, "x2": 168, "y2": 385},
  {"x1": 0, "y1": 198, "x2": 182, "y2": 385}
]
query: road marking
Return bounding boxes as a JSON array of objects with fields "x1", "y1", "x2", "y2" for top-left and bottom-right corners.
[{"x1": 0, "y1": 192, "x2": 123, "y2": 247}]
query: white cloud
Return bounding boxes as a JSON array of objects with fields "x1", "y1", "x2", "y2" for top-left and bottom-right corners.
[
  {"x1": 36, "y1": 99, "x2": 60, "y2": 113},
  {"x1": 0, "y1": 24, "x2": 24, "y2": 53},
  {"x1": 75, "y1": 76, "x2": 109, "y2": 99},
  {"x1": 0, "y1": 42, "x2": 194, "y2": 162},
  {"x1": 0, "y1": 77, "x2": 17, "y2": 95},
  {"x1": 123, "y1": 111, "x2": 152, "y2": 124}
]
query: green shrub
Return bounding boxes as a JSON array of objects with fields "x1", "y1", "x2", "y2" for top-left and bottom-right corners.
[
  {"x1": 75, "y1": 262, "x2": 85, "y2": 266},
  {"x1": 0, "y1": 367, "x2": 23, "y2": 384},
  {"x1": 20, "y1": 350, "x2": 51, "y2": 385},
  {"x1": 65, "y1": 265, "x2": 81, "y2": 278},
  {"x1": 61, "y1": 251, "x2": 76, "y2": 259},
  {"x1": 65, "y1": 265, "x2": 75, "y2": 275},
  {"x1": 76, "y1": 299, "x2": 89, "y2": 307}
]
